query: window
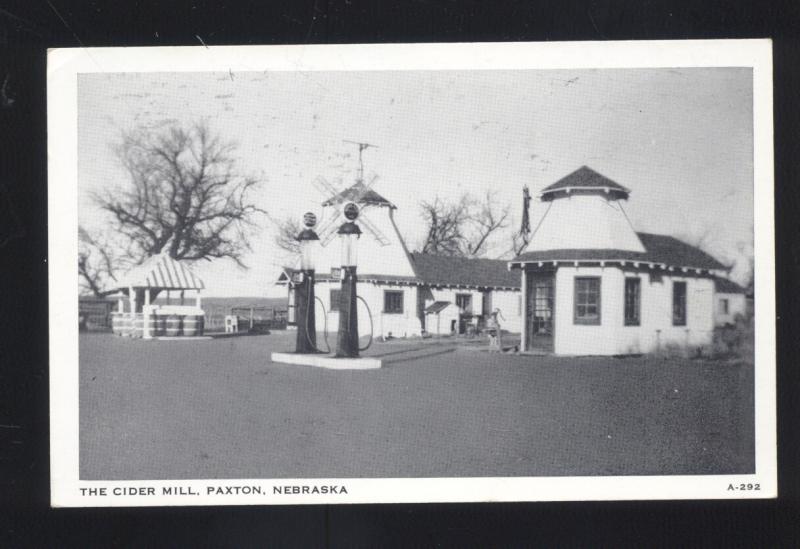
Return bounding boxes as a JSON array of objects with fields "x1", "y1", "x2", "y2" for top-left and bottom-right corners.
[
  {"x1": 673, "y1": 281, "x2": 687, "y2": 326},
  {"x1": 330, "y1": 288, "x2": 341, "y2": 312},
  {"x1": 574, "y1": 277, "x2": 601, "y2": 325},
  {"x1": 624, "y1": 278, "x2": 641, "y2": 326},
  {"x1": 719, "y1": 298, "x2": 729, "y2": 315},
  {"x1": 455, "y1": 293, "x2": 473, "y2": 314},
  {"x1": 384, "y1": 290, "x2": 404, "y2": 314}
]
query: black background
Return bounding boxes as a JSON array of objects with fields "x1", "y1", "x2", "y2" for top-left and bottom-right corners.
[{"x1": 1, "y1": 1, "x2": 798, "y2": 546}]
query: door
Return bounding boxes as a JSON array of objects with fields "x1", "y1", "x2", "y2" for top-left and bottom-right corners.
[
  {"x1": 526, "y1": 271, "x2": 554, "y2": 351},
  {"x1": 455, "y1": 293, "x2": 473, "y2": 334}
]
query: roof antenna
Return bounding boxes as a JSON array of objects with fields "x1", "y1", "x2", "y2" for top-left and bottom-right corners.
[{"x1": 343, "y1": 140, "x2": 378, "y2": 184}]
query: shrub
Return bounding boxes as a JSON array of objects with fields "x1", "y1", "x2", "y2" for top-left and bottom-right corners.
[
  {"x1": 650, "y1": 314, "x2": 754, "y2": 362},
  {"x1": 712, "y1": 314, "x2": 754, "y2": 362}
]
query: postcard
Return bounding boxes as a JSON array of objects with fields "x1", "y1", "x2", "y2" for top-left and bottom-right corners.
[{"x1": 48, "y1": 40, "x2": 775, "y2": 506}]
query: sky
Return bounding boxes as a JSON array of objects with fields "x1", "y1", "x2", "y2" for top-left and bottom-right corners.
[{"x1": 78, "y1": 68, "x2": 754, "y2": 296}]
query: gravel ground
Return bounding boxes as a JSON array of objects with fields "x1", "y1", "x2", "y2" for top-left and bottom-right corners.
[{"x1": 79, "y1": 331, "x2": 754, "y2": 480}]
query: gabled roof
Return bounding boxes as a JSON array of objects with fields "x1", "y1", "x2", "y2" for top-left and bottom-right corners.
[
  {"x1": 410, "y1": 253, "x2": 520, "y2": 290},
  {"x1": 276, "y1": 254, "x2": 521, "y2": 290},
  {"x1": 321, "y1": 181, "x2": 396, "y2": 208},
  {"x1": 511, "y1": 232, "x2": 726, "y2": 272},
  {"x1": 115, "y1": 253, "x2": 205, "y2": 290},
  {"x1": 540, "y1": 166, "x2": 630, "y2": 199},
  {"x1": 715, "y1": 277, "x2": 747, "y2": 294},
  {"x1": 636, "y1": 233, "x2": 726, "y2": 270}
]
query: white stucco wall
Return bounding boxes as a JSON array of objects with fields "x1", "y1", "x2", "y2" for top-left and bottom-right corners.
[
  {"x1": 428, "y1": 288, "x2": 483, "y2": 314},
  {"x1": 524, "y1": 195, "x2": 645, "y2": 254},
  {"x1": 550, "y1": 266, "x2": 715, "y2": 355},
  {"x1": 313, "y1": 280, "x2": 422, "y2": 339},
  {"x1": 303, "y1": 280, "x2": 523, "y2": 339},
  {"x1": 488, "y1": 290, "x2": 523, "y2": 334},
  {"x1": 714, "y1": 292, "x2": 747, "y2": 326}
]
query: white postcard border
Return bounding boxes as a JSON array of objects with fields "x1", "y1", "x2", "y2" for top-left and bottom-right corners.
[{"x1": 48, "y1": 39, "x2": 776, "y2": 507}]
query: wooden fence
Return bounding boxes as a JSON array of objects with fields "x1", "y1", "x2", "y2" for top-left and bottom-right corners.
[
  {"x1": 78, "y1": 298, "x2": 115, "y2": 331},
  {"x1": 203, "y1": 305, "x2": 288, "y2": 332},
  {"x1": 79, "y1": 298, "x2": 288, "y2": 333}
]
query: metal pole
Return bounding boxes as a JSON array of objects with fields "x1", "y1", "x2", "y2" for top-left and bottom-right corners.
[
  {"x1": 295, "y1": 269, "x2": 318, "y2": 353},
  {"x1": 334, "y1": 205, "x2": 362, "y2": 358},
  {"x1": 520, "y1": 267, "x2": 528, "y2": 352},
  {"x1": 294, "y1": 213, "x2": 320, "y2": 354},
  {"x1": 335, "y1": 266, "x2": 359, "y2": 357}
]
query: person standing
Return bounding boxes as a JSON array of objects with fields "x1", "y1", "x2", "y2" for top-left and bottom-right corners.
[{"x1": 487, "y1": 308, "x2": 505, "y2": 352}]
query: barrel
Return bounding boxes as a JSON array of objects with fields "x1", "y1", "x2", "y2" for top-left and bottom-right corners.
[
  {"x1": 182, "y1": 315, "x2": 201, "y2": 337},
  {"x1": 154, "y1": 315, "x2": 167, "y2": 336},
  {"x1": 146, "y1": 314, "x2": 158, "y2": 338},
  {"x1": 131, "y1": 313, "x2": 144, "y2": 339},
  {"x1": 119, "y1": 314, "x2": 131, "y2": 337},
  {"x1": 165, "y1": 315, "x2": 182, "y2": 337}
]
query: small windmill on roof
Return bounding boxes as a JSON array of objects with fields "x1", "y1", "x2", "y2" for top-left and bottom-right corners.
[
  {"x1": 311, "y1": 140, "x2": 392, "y2": 248},
  {"x1": 307, "y1": 140, "x2": 398, "y2": 359}
]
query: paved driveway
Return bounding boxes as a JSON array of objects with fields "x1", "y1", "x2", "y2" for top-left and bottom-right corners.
[{"x1": 79, "y1": 332, "x2": 754, "y2": 480}]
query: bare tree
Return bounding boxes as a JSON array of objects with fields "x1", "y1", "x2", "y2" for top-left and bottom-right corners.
[
  {"x1": 97, "y1": 120, "x2": 263, "y2": 260},
  {"x1": 81, "y1": 121, "x2": 265, "y2": 295},
  {"x1": 418, "y1": 191, "x2": 510, "y2": 257},
  {"x1": 507, "y1": 230, "x2": 530, "y2": 258},
  {"x1": 78, "y1": 227, "x2": 120, "y2": 296},
  {"x1": 274, "y1": 216, "x2": 303, "y2": 256},
  {"x1": 78, "y1": 225, "x2": 142, "y2": 296},
  {"x1": 465, "y1": 190, "x2": 511, "y2": 257},
  {"x1": 419, "y1": 195, "x2": 471, "y2": 256}
]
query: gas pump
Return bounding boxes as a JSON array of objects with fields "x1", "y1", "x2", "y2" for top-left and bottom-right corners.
[
  {"x1": 293, "y1": 212, "x2": 319, "y2": 353},
  {"x1": 335, "y1": 202, "x2": 362, "y2": 358}
]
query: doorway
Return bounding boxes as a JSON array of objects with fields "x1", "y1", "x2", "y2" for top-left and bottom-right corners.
[{"x1": 526, "y1": 270, "x2": 554, "y2": 352}]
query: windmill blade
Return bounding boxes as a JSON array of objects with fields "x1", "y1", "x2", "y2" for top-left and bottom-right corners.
[
  {"x1": 320, "y1": 225, "x2": 339, "y2": 247},
  {"x1": 358, "y1": 210, "x2": 391, "y2": 246},
  {"x1": 316, "y1": 208, "x2": 343, "y2": 235},
  {"x1": 312, "y1": 176, "x2": 344, "y2": 205},
  {"x1": 316, "y1": 210, "x2": 343, "y2": 247}
]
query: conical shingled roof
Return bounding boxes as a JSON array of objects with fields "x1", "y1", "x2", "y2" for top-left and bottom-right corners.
[
  {"x1": 522, "y1": 166, "x2": 645, "y2": 254},
  {"x1": 540, "y1": 166, "x2": 630, "y2": 200},
  {"x1": 321, "y1": 181, "x2": 396, "y2": 208}
]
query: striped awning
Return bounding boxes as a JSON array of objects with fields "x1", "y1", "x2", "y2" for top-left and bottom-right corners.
[{"x1": 115, "y1": 253, "x2": 205, "y2": 290}]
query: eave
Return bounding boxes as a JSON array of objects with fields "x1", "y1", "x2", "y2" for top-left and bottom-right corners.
[{"x1": 507, "y1": 258, "x2": 726, "y2": 277}]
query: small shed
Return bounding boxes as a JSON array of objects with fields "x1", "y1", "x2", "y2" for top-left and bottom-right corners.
[
  {"x1": 111, "y1": 253, "x2": 206, "y2": 338},
  {"x1": 714, "y1": 277, "x2": 748, "y2": 326},
  {"x1": 424, "y1": 301, "x2": 454, "y2": 335}
]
